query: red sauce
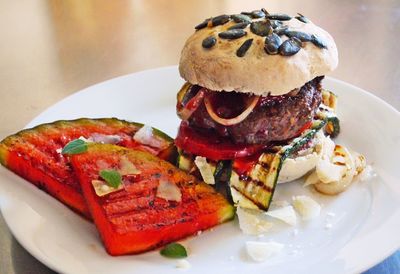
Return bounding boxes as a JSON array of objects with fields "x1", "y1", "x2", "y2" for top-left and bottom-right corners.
[{"x1": 232, "y1": 151, "x2": 263, "y2": 177}]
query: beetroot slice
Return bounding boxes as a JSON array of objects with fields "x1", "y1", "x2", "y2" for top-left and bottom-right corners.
[
  {"x1": 70, "y1": 143, "x2": 234, "y2": 255},
  {"x1": 0, "y1": 118, "x2": 176, "y2": 219}
]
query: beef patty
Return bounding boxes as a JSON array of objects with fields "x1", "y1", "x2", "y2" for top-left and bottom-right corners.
[{"x1": 185, "y1": 76, "x2": 323, "y2": 145}]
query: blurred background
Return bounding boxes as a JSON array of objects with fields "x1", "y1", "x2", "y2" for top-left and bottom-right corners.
[{"x1": 0, "y1": 0, "x2": 399, "y2": 273}]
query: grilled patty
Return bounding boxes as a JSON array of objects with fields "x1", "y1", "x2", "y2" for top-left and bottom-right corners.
[{"x1": 187, "y1": 76, "x2": 323, "y2": 145}]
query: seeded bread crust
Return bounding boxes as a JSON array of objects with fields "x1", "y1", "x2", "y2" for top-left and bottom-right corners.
[{"x1": 179, "y1": 18, "x2": 338, "y2": 96}]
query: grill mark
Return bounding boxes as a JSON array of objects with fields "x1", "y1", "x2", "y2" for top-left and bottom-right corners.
[
  {"x1": 333, "y1": 161, "x2": 346, "y2": 166},
  {"x1": 231, "y1": 185, "x2": 268, "y2": 210}
]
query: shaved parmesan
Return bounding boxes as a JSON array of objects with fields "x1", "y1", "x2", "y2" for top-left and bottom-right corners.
[
  {"x1": 246, "y1": 241, "x2": 284, "y2": 262},
  {"x1": 236, "y1": 207, "x2": 273, "y2": 235},
  {"x1": 156, "y1": 180, "x2": 182, "y2": 202},
  {"x1": 134, "y1": 125, "x2": 166, "y2": 148},
  {"x1": 304, "y1": 171, "x2": 319, "y2": 187},
  {"x1": 92, "y1": 179, "x2": 123, "y2": 196},
  {"x1": 194, "y1": 156, "x2": 215, "y2": 185},
  {"x1": 266, "y1": 205, "x2": 297, "y2": 226},
  {"x1": 292, "y1": 195, "x2": 321, "y2": 220},
  {"x1": 119, "y1": 156, "x2": 140, "y2": 175}
]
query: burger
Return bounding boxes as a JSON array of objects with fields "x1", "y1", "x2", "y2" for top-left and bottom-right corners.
[{"x1": 174, "y1": 10, "x2": 339, "y2": 210}]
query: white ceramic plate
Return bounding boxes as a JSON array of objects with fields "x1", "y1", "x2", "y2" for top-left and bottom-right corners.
[{"x1": 0, "y1": 66, "x2": 399, "y2": 274}]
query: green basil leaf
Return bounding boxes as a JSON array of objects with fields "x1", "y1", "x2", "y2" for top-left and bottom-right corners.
[
  {"x1": 62, "y1": 139, "x2": 88, "y2": 155},
  {"x1": 160, "y1": 243, "x2": 187, "y2": 258},
  {"x1": 99, "y1": 170, "x2": 122, "y2": 189}
]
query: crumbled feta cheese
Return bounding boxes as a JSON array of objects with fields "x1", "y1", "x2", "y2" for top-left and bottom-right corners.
[
  {"x1": 156, "y1": 180, "x2": 182, "y2": 202},
  {"x1": 236, "y1": 207, "x2": 273, "y2": 235},
  {"x1": 266, "y1": 205, "x2": 297, "y2": 226},
  {"x1": 246, "y1": 241, "x2": 284, "y2": 262},
  {"x1": 92, "y1": 179, "x2": 123, "y2": 196},
  {"x1": 56, "y1": 148, "x2": 62, "y2": 154},
  {"x1": 292, "y1": 195, "x2": 321, "y2": 220},
  {"x1": 324, "y1": 223, "x2": 333, "y2": 230},
  {"x1": 134, "y1": 125, "x2": 165, "y2": 148},
  {"x1": 194, "y1": 156, "x2": 215, "y2": 185},
  {"x1": 175, "y1": 259, "x2": 191, "y2": 269}
]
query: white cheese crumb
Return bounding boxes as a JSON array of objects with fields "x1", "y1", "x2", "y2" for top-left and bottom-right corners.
[
  {"x1": 292, "y1": 195, "x2": 321, "y2": 220},
  {"x1": 324, "y1": 223, "x2": 333, "y2": 230},
  {"x1": 119, "y1": 156, "x2": 140, "y2": 175},
  {"x1": 56, "y1": 148, "x2": 62, "y2": 154},
  {"x1": 100, "y1": 184, "x2": 110, "y2": 192},
  {"x1": 304, "y1": 171, "x2": 320, "y2": 187},
  {"x1": 236, "y1": 207, "x2": 273, "y2": 235},
  {"x1": 246, "y1": 241, "x2": 284, "y2": 262},
  {"x1": 156, "y1": 180, "x2": 182, "y2": 202},
  {"x1": 133, "y1": 125, "x2": 165, "y2": 148},
  {"x1": 197, "y1": 230, "x2": 202, "y2": 236},
  {"x1": 175, "y1": 259, "x2": 191, "y2": 269},
  {"x1": 194, "y1": 156, "x2": 215, "y2": 185},
  {"x1": 266, "y1": 205, "x2": 297, "y2": 226},
  {"x1": 91, "y1": 180, "x2": 123, "y2": 196}
]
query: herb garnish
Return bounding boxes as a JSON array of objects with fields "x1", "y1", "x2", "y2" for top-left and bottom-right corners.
[
  {"x1": 61, "y1": 139, "x2": 88, "y2": 155},
  {"x1": 160, "y1": 243, "x2": 188, "y2": 258},
  {"x1": 99, "y1": 170, "x2": 122, "y2": 189}
]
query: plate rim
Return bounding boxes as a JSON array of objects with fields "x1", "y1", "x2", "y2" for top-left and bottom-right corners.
[{"x1": 1, "y1": 65, "x2": 399, "y2": 274}]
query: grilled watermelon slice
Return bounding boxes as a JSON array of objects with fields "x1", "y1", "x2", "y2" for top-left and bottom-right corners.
[
  {"x1": 0, "y1": 118, "x2": 177, "y2": 218},
  {"x1": 70, "y1": 143, "x2": 234, "y2": 255}
]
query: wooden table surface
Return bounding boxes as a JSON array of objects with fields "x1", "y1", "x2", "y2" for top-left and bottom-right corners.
[{"x1": 0, "y1": 0, "x2": 399, "y2": 273}]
